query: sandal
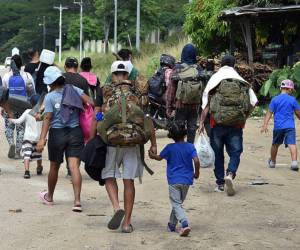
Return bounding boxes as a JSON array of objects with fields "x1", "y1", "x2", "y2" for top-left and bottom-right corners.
[
  {"x1": 107, "y1": 209, "x2": 125, "y2": 230},
  {"x1": 122, "y1": 224, "x2": 134, "y2": 233},
  {"x1": 72, "y1": 204, "x2": 83, "y2": 213},
  {"x1": 39, "y1": 191, "x2": 53, "y2": 205}
]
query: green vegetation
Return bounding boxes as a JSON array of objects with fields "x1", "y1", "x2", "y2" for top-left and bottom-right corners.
[
  {"x1": 184, "y1": 0, "x2": 300, "y2": 55},
  {"x1": 260, "y1": 63, "x2": 300, "y2": 98},
  {"x1": 0, "y1": 0, "x2": 187, "y2": 61},
  {"x1": 58, "y1": 38, "x2": 189, "y2": 83}
]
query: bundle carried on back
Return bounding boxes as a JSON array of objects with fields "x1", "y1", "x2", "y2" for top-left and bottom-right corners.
[
  {"x1": 172, "y1": 63, "x2": 205, "y2": 105},
  {"x1": 97, "y1": 80, "x2": 152, "y2": 147},
  {"x1": 210, "y1": 79, "x2": 251, "y2": 126}
]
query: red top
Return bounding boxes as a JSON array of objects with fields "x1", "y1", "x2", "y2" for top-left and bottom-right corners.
[{"x1": 210, "y1": 116, "x2": 245, "y2": 129}]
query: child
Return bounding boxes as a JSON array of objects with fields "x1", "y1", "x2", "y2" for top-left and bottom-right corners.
[
  {"x1": 9, "y1": 96, "x2": 43, "y2": 178},
  {"x1": 261, "y1": 79, "x2": 300, "y2": 171},
  {"x1": 149, "y1": 121, "x2": 200, "y2": 237}
]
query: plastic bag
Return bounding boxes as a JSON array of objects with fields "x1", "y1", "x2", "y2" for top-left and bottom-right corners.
[
  {"x1": 80, "y1": 104, "x2": 94, "y2": 144},
  {"x1": 194, "y1": 133, "x2": 215, "y2": 168}
]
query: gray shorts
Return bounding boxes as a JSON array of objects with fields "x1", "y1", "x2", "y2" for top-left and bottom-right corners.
[{"x1": 102, "y1": 146, "x2": 144, "y2": 180}]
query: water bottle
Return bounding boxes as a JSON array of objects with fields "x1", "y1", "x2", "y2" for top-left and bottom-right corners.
[{"x1": 96, "y1": 111, "x2": 104, "y2": 121}]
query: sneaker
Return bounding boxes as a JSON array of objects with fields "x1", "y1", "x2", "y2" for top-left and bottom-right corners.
[
  {"x1": 224, "y1": 174, "x2": 235, "y2": 196},
  {"x1": 36, "y1": 166, "x2": 43, "y2": 175},
  {"x1": 290, "y1": 164, "x2": 299, "y2": 172},
  {"x1": 268, "y1": 159, "x2": 276, "y2": 168},
  {"x1": 167, "y1": 223, "x2": 176, "y2": 232},
  {"x1": 24, "y1": 170, "x2": 31, "y2": 179},
  {"x1": 214, "y1": 185, "x2": 224, "y2": 192},
  {"x1": 179, "y1": 227, "x2": 191, "y2": 237},
  {"x1": 8, "y1": 144, "x2": 15, "y2": 159}
]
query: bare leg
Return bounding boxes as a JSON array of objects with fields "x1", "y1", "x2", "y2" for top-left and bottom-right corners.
[
  {"x1": 67, "y1": 157, "x2": 82, "y2": 205},
  {"x1": 105, "y1": 178, "x2": 120, "y2": 211},
  {"x1": 123, "y1": 179, "x2": 135, "y2": 227},
  {"x1": 288, "y1": 145, "x2": 297, "y2": 161},
  {"x1": 24, "y1": 159, "x2": 30, "y2": 171},
  {"x1": 47, "y1": 161, "x2": 60, "y2": 201},
  {"x1": 271, "y1": 144, "x2": 280, "y2": 163}
]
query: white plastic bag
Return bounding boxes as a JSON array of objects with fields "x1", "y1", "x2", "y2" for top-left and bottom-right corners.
[{"x1": 194, "y1": 133, "x2": 215, "y2": 168}]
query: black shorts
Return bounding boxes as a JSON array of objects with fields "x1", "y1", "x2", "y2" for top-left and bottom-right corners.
[{"x1": 48, "y1": 127, "x2": 84, "y2": 164}]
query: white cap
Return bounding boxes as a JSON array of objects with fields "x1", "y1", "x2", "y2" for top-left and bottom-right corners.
[
  {"x1": 111, "y1": 61, "x2": 129, "y2": 74},
  {"x1": 12, "y1": 47, "x2": 19, "y2": 56},
  {"x1": 43, "y1": 66, "x2": 63, "y2": 85}
]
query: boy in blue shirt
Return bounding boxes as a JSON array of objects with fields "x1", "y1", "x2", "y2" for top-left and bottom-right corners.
[
  {"x1": 149, "y1": 121, "x2": 200, "y2": 237},
  {"x1": 261, "y1": 79, "x2": 300, "y2": 171}
]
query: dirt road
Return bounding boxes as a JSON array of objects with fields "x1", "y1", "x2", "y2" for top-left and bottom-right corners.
[{"x1": 0, "y1": 118, "x2": 300, "y2": 250}]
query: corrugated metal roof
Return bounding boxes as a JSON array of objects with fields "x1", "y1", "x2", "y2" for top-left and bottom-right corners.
[{"x1": 220, "y1": 5, "x2": 300, "y2": 19}]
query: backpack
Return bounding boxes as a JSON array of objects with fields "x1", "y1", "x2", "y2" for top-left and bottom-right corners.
[
  {"x1": 173, "y1": 63, "x2": 204, "y2": 104},
  {"x1": 97, "y1": 80, "x2": 152, "y2": 146},
  {"x1": 8, "y1": 73, "x2": 26, "y2": 97},
  {"x1": 210, "y1": 79, "x2": 251, "y2": 126},
  {"x1": 148, "y1": 67, "x2": 166, "y2": 97}
]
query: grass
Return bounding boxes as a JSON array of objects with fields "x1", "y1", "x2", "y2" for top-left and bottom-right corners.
[{"x1": 57, "y1": 38, "x2": 190, "y2": 84}]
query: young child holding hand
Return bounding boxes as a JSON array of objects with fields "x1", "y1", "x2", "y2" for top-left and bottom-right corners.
[{"x1": 149, "y1": 121, "x2": 200, "y2": 237}]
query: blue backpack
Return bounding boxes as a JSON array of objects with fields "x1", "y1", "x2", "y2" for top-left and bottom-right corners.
[{"x1": 8, "y1": 74, "x2": 27, "y2": 97}]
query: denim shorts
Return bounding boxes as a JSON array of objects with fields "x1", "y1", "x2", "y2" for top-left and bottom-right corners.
[{"x1": 272, "y1": 128, "x2": 296, "y2": 146}]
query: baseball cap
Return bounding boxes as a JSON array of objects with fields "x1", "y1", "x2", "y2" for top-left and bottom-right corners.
[
  {"x1": 111, "y1": 61, "x2": 129, "y2": 73},
  {"x1": 43, "y1": 66, "x2": 63, "y2": 85},
  {"x1": 280, "y1": 79, "x2": 294, "y2": 90},
  {"x1": 65, "y1": 57, "x2": 79, "y2": 68}
]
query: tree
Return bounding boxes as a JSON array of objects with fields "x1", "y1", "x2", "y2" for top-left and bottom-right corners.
[
  {"x1": 94, "y1": 0, "x2": 160, "y2": 48},
  {"x1": 183, "y1": 0, "x2": 236, "y2": 56},
  {"x1": 65, "y1": 16, "x2": 103, "y2": 48}
]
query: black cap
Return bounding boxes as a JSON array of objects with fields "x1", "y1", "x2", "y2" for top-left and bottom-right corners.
[
  {"x1": 221, "y1": 55, "x2": 236, "y2": 67},
  {"x1": 65, "y1": 57, "x2": 79, "y2": 68}
]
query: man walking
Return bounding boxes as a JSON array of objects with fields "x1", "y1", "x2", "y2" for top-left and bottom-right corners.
[
  {"x1": 166, "y1": 44, "x2": 204, "y2": 143},
  {"x1": 199, "y1": 55, "x2": 257, "y2": 196}
]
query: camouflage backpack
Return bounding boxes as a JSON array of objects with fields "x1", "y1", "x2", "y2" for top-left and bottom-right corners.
[
  {"x1": 97, "y1": 80, "x2": 152, "y2": 146},
  {"x1": 210, "y1": 79, "x2": 251, "y2": 126},
  {"x1": 172, "y1": 63, "x2": 204, "y2": 104}
]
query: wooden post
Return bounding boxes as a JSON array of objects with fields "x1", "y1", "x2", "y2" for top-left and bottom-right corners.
[
  {"x1": 240, "y1": 18, "x2": 253, "y2": 68},
  {"x1": 245, "y1": 19, "x2": 253, "y2": 68},
  {"x1": 229, "y1": 22, "x2": 235, "y2": 55}
]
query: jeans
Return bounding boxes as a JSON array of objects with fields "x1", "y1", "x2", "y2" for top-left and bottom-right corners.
[
  {"x1": 210, "y1": 125, "x2": 243, "y2": 185},
  {"x1": 175, "y1": 106, "x2": 198, "y2": 143},
  {"x1": 169, "y1": 184, "x2": 189, "y2": 226}
]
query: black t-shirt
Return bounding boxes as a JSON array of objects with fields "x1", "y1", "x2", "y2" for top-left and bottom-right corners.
[
  {"x1": 24, "y1": 62, "x2": 40, "y2": 75},
  {"x1": 63, "y1": 72, "x2": 89, "y2": 95}
]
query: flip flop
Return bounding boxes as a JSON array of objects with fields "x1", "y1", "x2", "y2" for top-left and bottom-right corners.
[
  {"x1": 122, "y1": 224, "x2": 134, "y2": 233},
  {"x1": 39, "y1": 191, "x2": 53, "y2": 206},
  {"x1": 107, "y1": 209, "x2": 125, "y2": 230},
  {"x1": 72, "y1": 204, "x2": 83, "y2": 213}
]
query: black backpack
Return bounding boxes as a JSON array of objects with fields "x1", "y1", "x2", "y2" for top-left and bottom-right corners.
[{"x1": 148, "y1": 67, "x2": 166, "y2": 97}]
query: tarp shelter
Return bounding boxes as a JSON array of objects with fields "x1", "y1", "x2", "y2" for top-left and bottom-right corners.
[{"x1": 220, "y1": 5, "x2": 300, "y2": 68}]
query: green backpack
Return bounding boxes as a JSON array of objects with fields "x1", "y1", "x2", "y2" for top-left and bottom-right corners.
[
  {"x1": 172, "y1": 63, "x2": 204, "y2": 104},
  {"x1": 97, "y1": 80, "x2": 152, "y2": 146},
  {"x1": 210, "y1": 79, "x2": 251, "y2": 126}
]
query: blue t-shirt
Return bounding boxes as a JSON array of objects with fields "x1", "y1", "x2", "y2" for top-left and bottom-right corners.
[
  {"x1": 269, "y1": 93, "x2": 300, "y2": 130},
  {"x1": 160, "y1": 142, "x2": 197, "y2": 185},
  {"x1": 44, "y1": 86, "x2": 84, "y2": 128}
]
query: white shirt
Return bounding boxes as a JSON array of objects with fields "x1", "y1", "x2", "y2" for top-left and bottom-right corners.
[
  {"x1": 2, "y1": 70, "x2": 35, "y2": 94},
  {"x1": 202, "y1": 66, "x2": 258, "y2": 109},
  {"x1": 10, "y1": 109, "x2": 42, "y2": 142}
]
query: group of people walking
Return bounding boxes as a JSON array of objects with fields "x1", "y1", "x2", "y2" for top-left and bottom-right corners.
[{"x1": 0, "y1": 43, "x2": 299, "y2": 237}]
